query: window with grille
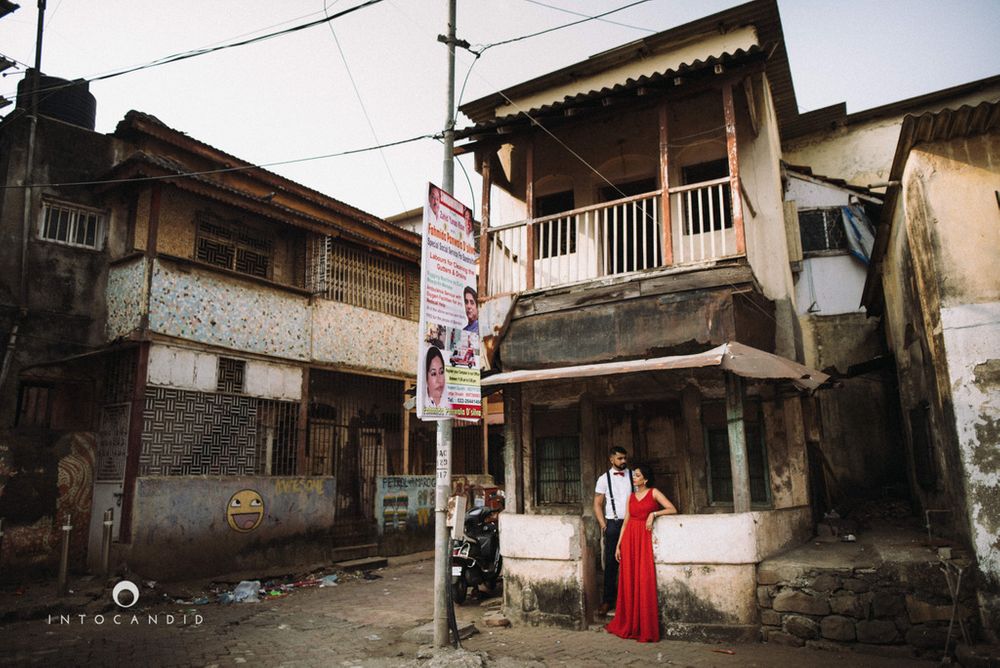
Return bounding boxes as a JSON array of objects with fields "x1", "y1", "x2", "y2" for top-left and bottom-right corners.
[
  {"x1": 217, "y1": 357, "x2": 246, "y2": 393},
  {"x1": 799, "y1": 208, "x2": 847, "y2": 253},
  {"x1": 534, "y1": 407, "x2": 580, "y2": 505},
  {"x1": 39, "y1": 201, "x2": 105, "y2": 249},
  {"x1": 534, "y1": 190, "x2": 577, "y2": 258},
  {"x1": 322, "y1": 240, "x2": 418, "y2": 320},
  {"x1": 195, "y1": 214, "x2": 273, "y2": 279},
  {"x1": 703, "y1": 401, "x2": 770, "y2": 506},
  {"x1": 16, "y1": 383, "x2": 52, "y2": 427}
]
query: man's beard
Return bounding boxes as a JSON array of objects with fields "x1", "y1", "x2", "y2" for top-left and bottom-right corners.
[{"x1": 613, "y1": 462, "x2": 627, "y2": 471}]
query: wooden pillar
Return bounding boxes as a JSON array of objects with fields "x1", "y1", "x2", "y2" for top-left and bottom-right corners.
[
  {"x1": 524, "y1": 139, "x2": 535, "y2": 291},
  {"x1": 722, "y1": 82, "x2": 746, "y2": 256},
  {"x1": 481, "y1": 396, "x2": 490, "y2": 475},
  {"x1": 478, "y1": 153, "x2": 492, "y2": 299},
  {"x1": 725, "y1": 372, "x2": 751, "y2": 513},
  {"x1": 296, "y1": 367, "x2": 310, "y2": 475},
  {"x1": 578, "y1": 392, "x2": 596, "y2": 515},
  {"x1": 504, "y1": 385, "x2": 524, "y2": 513},
  {"x1": 658, "y1": 101, "x2": 673, "y2": 267},
  {"x1": 119, "y1": 341, "x2": 150, "y2": 542}
]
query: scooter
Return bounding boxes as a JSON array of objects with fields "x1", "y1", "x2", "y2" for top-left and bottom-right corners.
[{"x1": 450, "y1": 505, "x2": 502, "y2": 605}]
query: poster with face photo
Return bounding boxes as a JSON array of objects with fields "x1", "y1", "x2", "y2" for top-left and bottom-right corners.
[{"x1": 416, "y1": 184, "x2": 481, "y2": 422}]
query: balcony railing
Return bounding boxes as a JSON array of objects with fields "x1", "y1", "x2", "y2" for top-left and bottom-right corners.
[{"x1": 485, "y1": 179, "x2": 741, "y2": 296}]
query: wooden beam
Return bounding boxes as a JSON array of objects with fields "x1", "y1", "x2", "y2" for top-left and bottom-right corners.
[
  {"x1": 658, "y1": 101, "x2": 673, "y2": 268},
  {"x1": 119, "y1": 342, "x2": 150, "y2": 542},
  {"x1": 722, "y1": 82, "x2": 746, "y2": 256},
  {"x1": 504, "y1": 385, "x2": 524, "y2": 513},
  {"x1": 481, "y1": 396, "x2": 490, "y2": 476},
  {"x1": 525, "y1": 139, "x2": 535, "y2": 291},
  {"x1": 725, "y1": 371, "x2": 751, "y2": 513},
  {"x1": 478, "y1": 153, "x2": 492, "y2": 298}
]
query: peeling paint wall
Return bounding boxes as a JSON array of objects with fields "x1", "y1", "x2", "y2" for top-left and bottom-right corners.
[
  {"x1": 148, "y1": 258, "x2": 311, "y2": 360},
  {"x1": 312, "y1": 300, "x2": 417, "y2": 375},
  {"x1": 105, "y1": 256, "x2": 147, "y2": 339},
  {"x1": 879, "y1": 132, "x2": 1000, "y2": 636}
]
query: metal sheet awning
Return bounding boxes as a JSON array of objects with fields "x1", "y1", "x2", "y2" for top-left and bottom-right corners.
[{"x1": 481, "y1": 342, "x2": 829, "y2": 392}]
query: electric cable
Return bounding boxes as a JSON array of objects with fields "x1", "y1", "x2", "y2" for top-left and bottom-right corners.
[
  {"x1": 1, "y1": 0, "x2": 387, "y2": 102},
  {"x1": 521, "y1": 0, "x2": 655, "y2": 34},
  {"x1": 323, "y1": 0, "x2": 407, "y2": 212}
]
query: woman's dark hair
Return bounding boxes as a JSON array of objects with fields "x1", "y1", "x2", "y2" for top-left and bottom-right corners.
[
  {"x1": 632, "y1": 462, "x2": 655, "y2": 487},
  {"x1": 463, "y1": 286, "x2": 478, "y2": 301},
  {"x1": 425, "y1": 346, "x2": 444, "y2": 374}
]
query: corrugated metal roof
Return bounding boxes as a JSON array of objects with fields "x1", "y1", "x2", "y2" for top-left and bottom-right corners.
[
  {"x1": 456, "y1": 45, "x2": 768, "y2": 139},
  {"x1": 480, "y1": 341, "x2": 829, "y2": 392},
  {"x1": 458, "y1": 0, "x2": 797, "y2": 136}
]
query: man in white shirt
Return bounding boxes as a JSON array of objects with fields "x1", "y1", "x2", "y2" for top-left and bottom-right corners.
[{"x1": 593, "y1": 445, "x2": 632, "y2": 616}]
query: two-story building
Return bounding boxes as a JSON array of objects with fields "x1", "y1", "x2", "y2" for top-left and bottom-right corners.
[
  {"x1": 455, "y1": 0, "x2": 829, "y2": 637},
  {"x1": 0, "y1": 76, "x2": 479, "y2": 579}
]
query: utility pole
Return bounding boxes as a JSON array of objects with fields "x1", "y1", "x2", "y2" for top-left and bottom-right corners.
[
  {"x1": 432, "y1": 0, "x2": 457, "y2": 649},
  {"x1": 0, "y1": 0, "x2": 45, "y2": 392}
]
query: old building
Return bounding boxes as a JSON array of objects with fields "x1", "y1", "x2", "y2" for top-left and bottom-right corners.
[
  {"x1": 0, "y1": 75, "x2": 481, "y2": 579},
  {"x1": 456, "y1": 0, "x2": 832, "y2": 636},
  {"x1": 862, "y1": 101, "x2": 1000, "y2": 639}
]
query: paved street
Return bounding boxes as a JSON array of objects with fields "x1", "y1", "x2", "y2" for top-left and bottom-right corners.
[{"x1": 0, "y1": 557, "x2": 935, "y2": 667}]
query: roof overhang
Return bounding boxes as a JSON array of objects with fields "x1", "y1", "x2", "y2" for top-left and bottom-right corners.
[{"x1": 481, "y1": 342, "x2": 828, "y2": 392}]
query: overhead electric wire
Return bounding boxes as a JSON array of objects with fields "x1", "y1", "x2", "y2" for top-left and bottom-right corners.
[
  {"x1": 0, "y1": 132, "x2": 436, "y2": 190},
  {"x1": 323, "y1": 0, "x2": 407, "y2": 212},
  {"x1": 2, "y1": 0, "x2": 386, "y2": 102},
  {"x1": 522, "y1": 0, "x2": 656, "y2": 34}
]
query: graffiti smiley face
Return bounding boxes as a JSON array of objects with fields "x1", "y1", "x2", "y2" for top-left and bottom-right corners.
[{"x1": 226, "y1": 489, "x2": 264, "y2": 532}]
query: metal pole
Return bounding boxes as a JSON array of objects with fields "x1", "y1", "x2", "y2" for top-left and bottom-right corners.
[
  {"x1": 0, "y1": 518, "x2": 5, "y2": 565},
  {"x1": 57, "y1": 513, "x2": 71, "y2": 596},
  {"x1": 101, "y1": 508, "x2": 114, "y2": 576},
  {"x1": 433, "y1": 0, "x2": 457, "y2": 649}
]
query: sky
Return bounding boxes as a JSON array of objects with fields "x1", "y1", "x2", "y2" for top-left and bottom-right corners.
[{"x1": 1, "y1": 0, "x2": 999, "y2": 218}]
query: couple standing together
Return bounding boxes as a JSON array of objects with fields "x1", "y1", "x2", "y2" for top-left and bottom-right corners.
[{"x1": 593, "y1": 446, "x2": 677, "y2": 643}]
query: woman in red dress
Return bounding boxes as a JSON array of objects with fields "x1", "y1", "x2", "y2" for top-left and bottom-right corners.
[{"x1": 606, "y1": 463, "x2": 677, "y2": 642}]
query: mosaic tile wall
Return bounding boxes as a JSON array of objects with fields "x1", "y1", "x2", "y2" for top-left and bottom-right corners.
[
  {"x1": 312, "y1": 301, "x2": 417, "y2": 375},
  {"x1": 148, "y1": 260, "x2": 311, "y2": 360},
  {"x1": 105, "y1": 257, "x2": 147, "y2": 340}
]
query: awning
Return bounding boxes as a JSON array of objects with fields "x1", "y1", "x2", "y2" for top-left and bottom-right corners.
[{"x1": 481, "y1": 342, "x2": 829, "y2": 392}]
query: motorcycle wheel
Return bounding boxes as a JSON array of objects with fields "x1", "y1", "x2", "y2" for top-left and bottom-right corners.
[{"x1": 452, "y1": 575, "x2": 467, "y2": 605}]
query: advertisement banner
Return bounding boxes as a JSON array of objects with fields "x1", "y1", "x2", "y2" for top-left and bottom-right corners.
[{"x1": 416, "y1": 183, "x2": 481, "y2": 421}]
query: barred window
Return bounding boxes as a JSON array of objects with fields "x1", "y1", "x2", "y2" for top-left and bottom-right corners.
[
  {"x1": 799, "y1": 208, "x2": 847, "y2": 253},
  {"x1": 195, "y1": 214, "x2": 273, "y2": 279},
  {"x1": 39, "y1": 201, "x2": 105, "y2": 249},
  {"x1": 315, "y1": 239, "x2": 418, "y2": 320},
  {"x1": 533, "y1": 407, "x2": 580, "y2": 505},
  {"x1": 703, "y1": 401, "x2": 770, "y2": 506}
]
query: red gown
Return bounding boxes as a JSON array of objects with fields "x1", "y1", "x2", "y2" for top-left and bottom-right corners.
[{"x1": 606, "y1": 491, "x2": 660, "y2": 642}]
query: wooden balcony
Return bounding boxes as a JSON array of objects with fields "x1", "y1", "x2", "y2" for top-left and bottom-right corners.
[{"x1": 483, "y1": 177, "x2": 744, "y2": 297}]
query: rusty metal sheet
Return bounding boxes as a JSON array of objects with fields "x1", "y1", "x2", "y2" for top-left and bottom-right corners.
[{"x1": 481, "y1": 342, "x2": 829, "y2": 393}]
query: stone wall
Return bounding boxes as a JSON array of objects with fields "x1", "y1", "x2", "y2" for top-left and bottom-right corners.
[{"x1": 757, "y1": 559, "x2": 978, "y2": 660}]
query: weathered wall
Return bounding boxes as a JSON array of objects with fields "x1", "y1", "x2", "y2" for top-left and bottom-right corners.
[
  {"x1": 148, "y1": 258, "x2": 311, "y2": 360},
  {"x1": 782, "y1": 80, "x2": 1000, "y2": 188},
  {"x1": 146, "y1": 343, "x2": 303, "y2": 401},
  {"x1": 500, "y1": 514, "x2": 589, "y2": 629},
  {"x1": 880, "y1": 133, "x2": 1000, "y2": 635},
  {"x1": 127, "y1": 476, "x2": 336, "y2": 580},
  {"x1": 375, "y1": 475, "x2": 434, "y2": 555},
  {"x1": 740, "y1": 72, "x2": 797, "y2": 354},
  {"x1": 105, "y1": 256, "x2": 147, "y2": 339},
  {"x1": 312, "y1": 300, "x2": 417, "y2": 375}
]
